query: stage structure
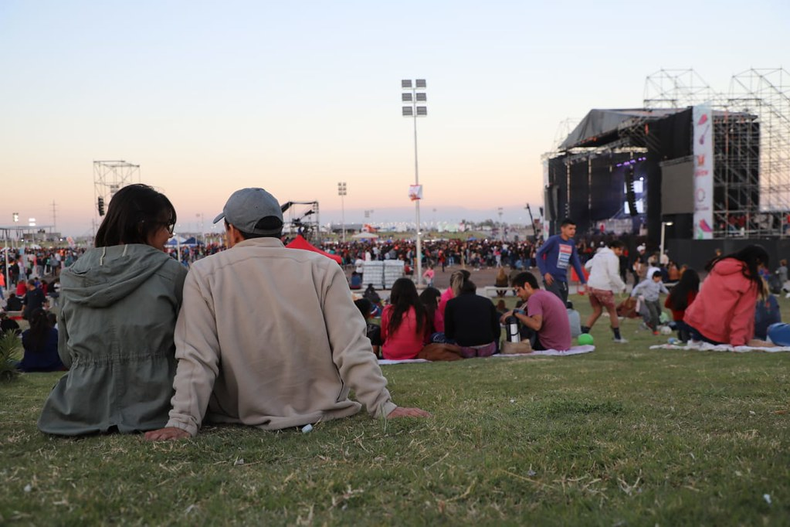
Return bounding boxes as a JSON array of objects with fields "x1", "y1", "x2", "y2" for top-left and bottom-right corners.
[
  {"x1": 544, "y1": 68, "x2": 789, "y2": 245},
  {"x1": 281, "y1": 200, "x2": 321, "y2": 245},
  {"x1": 93, "y1": 160, "x2": 141, "y2": 218}
]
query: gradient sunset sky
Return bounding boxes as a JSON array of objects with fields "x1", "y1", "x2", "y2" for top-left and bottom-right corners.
[{"x1": 1, "y1": 0, "x2": 787, "y2": 237}]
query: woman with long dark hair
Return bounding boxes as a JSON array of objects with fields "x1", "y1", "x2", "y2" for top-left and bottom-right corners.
[
  {"x1": 17, "y1": 308, "x2": 63, "y2": 372},
  {"x1": 684, "y1": 245, "x2": 769, "y2": 346},
  {"x1": 419, "y1": 286, "x2": 444, "y2": 336},
  {"x1": 38, "y1": 184, "x2": 188, "y2": 435},
  {"x1": 664, "y1": 268, "x2": 700, "y2": 342},
  {"x1": 381, "y1": 278, "x2": 429, "y2": 360}
]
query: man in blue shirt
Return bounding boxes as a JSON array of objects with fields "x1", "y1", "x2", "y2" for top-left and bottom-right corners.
[{"x1": 535, "y1": 218, "x2": 586, "y2": 306}]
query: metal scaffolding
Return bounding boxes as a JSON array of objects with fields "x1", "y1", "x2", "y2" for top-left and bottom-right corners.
[
  {"x1": 643, "y1": 68, "x2": 790, "y2": 238},
  {"x1": 93, "y1": 160, "x2": 141, "y2": 219}
]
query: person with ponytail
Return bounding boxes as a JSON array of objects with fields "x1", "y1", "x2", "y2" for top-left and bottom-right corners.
[
  {"x1": 684, "y1": 245, "x2": 769, "y2": 346},
  {"x1": 17, "y1": 308, "x2": 63, "y2": 372}
]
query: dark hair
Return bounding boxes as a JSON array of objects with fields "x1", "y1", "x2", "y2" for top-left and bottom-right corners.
[
  {"x1": 387, "y1": 278, "x2": 427, "y2": 336},
  {"x1": 560, "y1": 218, "x2": 576, "y2": 227},
  {"x1": 22, "y1": 308, "x2": 49, "y2": 353},
  {"x1": 419, "y1": 287, "x2": 442, "y2": 335},
  {"x1": 354, "y1": 298, "x2": 373, "y2": 318},
  {"x1": 668, "y1": 268, "x2": 700, "y2": 311},
  {"x1": 706, "y1": 244, "x2": 769, "y2": 295},
  {"x1": 512, "y1": 272, "x2": 539, "y2": 290},
  {"x1": 95, "y1": 184, "x2": 176, "y2": 247},
  {"x1": 652, "y1": 270, "x2": 662, "y2": 279},
  {"x1": 460, "y1": 280, "x2": 477, "y2": 294},
  {"x1": 233, "y1": 217, "x2": 283, "y2": 240},
  {"x1": 608, "y1": 240, "x2": 624, "y2": 250}
]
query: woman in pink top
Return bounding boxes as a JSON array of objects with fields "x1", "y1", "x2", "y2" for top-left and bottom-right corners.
[
  {"x1": 381, "y1": 278, "x2": 429, "y2": 360},
  {"x1": 684, "y1": 244, "x2": 768, "y2": 346}
]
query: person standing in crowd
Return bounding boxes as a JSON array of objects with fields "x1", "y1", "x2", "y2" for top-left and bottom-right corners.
[
  {"x1": 501, "y1": 272, "x2": 571, "y2": 351},
  {"x1": 444, "y1": 280, "x2": 501, "y2": 357},
  {"x1": 535, "y1": 218, "x2": 586, "y2": 306},
  {"x1": 21, "y1": 280, "x2": 46, "y2": 320},
  {"x1": 684, "y1": 245, "x2": 769, "y2": 346},
  {"x1": 38, "y1": 184, "x2": 188, "y2": 435},
  {"x1": 581, "y1": 240, "x2": 628, "y2": 342},
  {"x1": 146, "y1": 188, "x2": 428, "y2": 441}
]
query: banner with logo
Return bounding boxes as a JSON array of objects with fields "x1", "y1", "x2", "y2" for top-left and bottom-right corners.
[
  {"x1": 693, "y1": 104, "x2": 714, "y2": 239},
  {"x1": 408, "y1": 184, "x2": 423, "y2": 201}
]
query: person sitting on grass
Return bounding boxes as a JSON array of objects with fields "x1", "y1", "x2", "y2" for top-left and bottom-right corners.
[
  {"x1": 0, "y1": 309, "x2": 21, "y2": 335},
  {"x1": 664, "y1": 268, "x2": 700, "y2": 342},
  {"x1": 419, "y1": 287, "x2": 445, "y2": 337},
  {"x1": 630, "y1": 270, "x2": 669, "y2": 335},
  {"x1": 500, "y1": 272, "x2": 571, "y2": 351},
  {"x1": 381, "y1": 278, "x2": 430, "y2": 360},
  {"x1": 444, "y1": 280, "x2": 501, "y2": 358},
  {"x1": 684, "y1": 244, "x2": 769, "y2": 346},
  {"x1": 438, "y1": 269, "x2": 470, "y2": 319},
  {"x1": 17, "y1": 308, "x2": 64, "y2": 373},
  {"x1": 354, "y1": 298, "x2": 382, "y2": 358},
  {"x1": 4, "y1": 293, "x2": 23, "y2": 312}
]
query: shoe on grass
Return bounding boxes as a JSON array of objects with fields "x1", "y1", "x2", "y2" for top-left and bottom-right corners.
[{"x1": 613, "y1": 337, "x2": 629, "y2": 343}]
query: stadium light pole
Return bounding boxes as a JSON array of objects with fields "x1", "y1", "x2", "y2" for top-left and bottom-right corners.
[
  {"x1": 660, "y1": 221, "x2": 674, "y2": 261},
  {"x1": 338, "y1": 182, "x2": 347, "y2": 243},
  {"x1": 402, "y1": 79, "x2": 427, "y2": 285}
]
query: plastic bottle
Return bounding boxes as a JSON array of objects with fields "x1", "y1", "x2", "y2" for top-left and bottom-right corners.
[{"x1": 667, "y1": 337, "x2": 678, "y2": 345}]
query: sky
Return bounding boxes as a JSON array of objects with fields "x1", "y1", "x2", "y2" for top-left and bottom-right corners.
[{"x1": 1, "y1": 0, "x2": 787, "y2": 237}]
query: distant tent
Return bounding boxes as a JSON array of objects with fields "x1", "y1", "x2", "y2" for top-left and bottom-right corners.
[
  {"x1": 183, "y1": 237, "x2": 204, "y2": 247},
  {"x1": 286, "y1": 235, "x2": 342, "y2": 264},
  {"x1": 165, "y1": 236, "x2": 188, "y2": 247}
]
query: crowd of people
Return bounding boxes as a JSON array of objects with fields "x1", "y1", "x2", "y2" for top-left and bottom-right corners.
[{"x1": 2, "y1": 186, "x2": 789, "y2": 439}]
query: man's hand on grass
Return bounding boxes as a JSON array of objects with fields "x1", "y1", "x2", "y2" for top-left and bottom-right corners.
[
  {"x1": 387, "y1": 407, "x2": 432, "y2": 419},
  {"x1": 144, "y1": 427, "x2": 191, "y2": 441}
]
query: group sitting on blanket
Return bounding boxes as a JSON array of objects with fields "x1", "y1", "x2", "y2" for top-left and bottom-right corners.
[{"x1": 681, "y1": 244, "x2": 787, "y2": 347}]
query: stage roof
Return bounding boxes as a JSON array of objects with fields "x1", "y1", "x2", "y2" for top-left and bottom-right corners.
[{"x1": 559, "y1": 108, "x2": 684, "y2": 150}]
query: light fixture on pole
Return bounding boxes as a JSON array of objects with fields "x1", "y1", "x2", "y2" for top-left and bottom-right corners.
[
  {"x1": 338, "y1": 182, "x2": 347, "y2": 243},
  {"x1": 660, "y1": 221, "x2": 674, "y2": 260},
  {"x1": 402, "y1": 78, "x2": 427, "y2": 285},
  {"x1": 497, "y1": 207, "x2": 504, "y2": 241}
]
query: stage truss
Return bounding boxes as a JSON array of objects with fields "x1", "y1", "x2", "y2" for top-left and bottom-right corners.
[
  {"x1": 93, "y1": 160, "x2": 141, "y2": 219},
  {"x1": 644, "y1": 68, "x2": 790, "y2": 238},
  {"x1": 281, "y1": 200, "x2": 321, "y2": 244}
]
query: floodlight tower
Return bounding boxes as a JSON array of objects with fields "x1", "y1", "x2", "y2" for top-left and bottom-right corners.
[
  {"x1": 338, "y1": 182, "x2": 347, "y2": 243},
  {"x1": 93, "y1": 160, "x2": 141, "y2": 220},
  {"x1": 402, "y1": 78, "x2": 427, "y2": 284}
]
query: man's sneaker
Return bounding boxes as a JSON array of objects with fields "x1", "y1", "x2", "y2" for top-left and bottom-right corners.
[
  {"x1": 652, "y1": 330, "x2": 659, "y2": 336},
  {"x1": 613, "y1": 337, "x2": 629, "y2": 344}
]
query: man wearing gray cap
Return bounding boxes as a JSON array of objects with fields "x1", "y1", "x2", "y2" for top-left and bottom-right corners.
[{"x1": 146, "y1": 188, "x2": 429, "y2": 441}]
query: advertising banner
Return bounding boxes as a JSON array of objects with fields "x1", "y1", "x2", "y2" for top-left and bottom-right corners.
[{"x1": 693, "y1": 104, "x2": 715, "y2": 239}]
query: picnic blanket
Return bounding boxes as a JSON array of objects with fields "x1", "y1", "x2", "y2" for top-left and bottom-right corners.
[
  {"x1": 650, "y1": 341, "x2": 790, "y2": 353},
  {"x1": 378, "y1": 345, "x2": 595, "y2": 364}
]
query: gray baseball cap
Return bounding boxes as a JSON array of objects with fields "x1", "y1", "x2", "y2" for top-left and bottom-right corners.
[{"x1": 213, "y1": 188, "x2": 284, "y2": 235}]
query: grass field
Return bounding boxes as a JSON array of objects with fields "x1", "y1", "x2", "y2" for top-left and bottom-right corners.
[{"x1": 2, "y1": 295, "x2": 789, "y2": 525}]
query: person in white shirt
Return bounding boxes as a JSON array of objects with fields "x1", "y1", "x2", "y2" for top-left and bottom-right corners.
[{"x1": 580, "y1": 240, "x2": 628, "y2": 342}]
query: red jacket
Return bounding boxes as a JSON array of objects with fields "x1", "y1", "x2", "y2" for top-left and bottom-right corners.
[
  {"x1": 684, "y1": 259, "x2": 759, "y2": 345},
  {"x1": 664, "y1": 290, "x2": 698, "y2": 322}
]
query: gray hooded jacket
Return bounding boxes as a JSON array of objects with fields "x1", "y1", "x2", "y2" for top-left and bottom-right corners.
[{"x1": 38, "y1": 244, "x2": 187, "y2": 435}]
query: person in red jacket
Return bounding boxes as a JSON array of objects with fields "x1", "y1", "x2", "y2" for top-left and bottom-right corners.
[
  {"x1": 665, "y1": 269, "x2": 700, "y2": 342},
  {"x1": 684, "y1": 245, "x2": 768, "y2": 346}
]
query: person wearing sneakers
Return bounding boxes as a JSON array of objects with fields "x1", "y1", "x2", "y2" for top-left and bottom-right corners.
[
  {"x1": 630, "y1": 270, "x2": 669, "y2": 334},
  {"x1": 580, "y1": 240, "x2": 628, "y2": 343}
]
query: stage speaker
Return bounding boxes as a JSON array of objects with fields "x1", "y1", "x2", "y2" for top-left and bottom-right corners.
[
  {"x1": 625, "y1": 167, "x2": 638, "y2": 217},
  {"x1": 97, "y1": 196, "x2": 105, "y2": 216},
  {"x1": 544, "y1": 186, "x2": 555, "y2": 222}
]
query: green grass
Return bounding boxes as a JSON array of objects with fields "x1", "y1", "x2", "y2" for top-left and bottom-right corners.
[{"x1": 2, "y1": 297, "x2": 789, "y2": 525}]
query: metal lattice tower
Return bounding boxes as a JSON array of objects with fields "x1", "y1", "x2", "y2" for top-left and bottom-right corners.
[
  {"x1": 93, "y1": 160, "x2": 141, "y2": 218},
  {"x1": 643, "y1": 69, "x2": 719, "y2": 108},
  {"x1": 643, "y1": 68, "x2": 790, "y2": 237}
]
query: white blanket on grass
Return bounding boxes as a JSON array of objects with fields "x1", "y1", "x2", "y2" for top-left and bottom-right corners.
[
  {"x1": 378, "y1": 345, "x2": 595, "y2": 365},
  {"x1": 650, "y1": 342, "x2": 790, "y2": 353}
]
